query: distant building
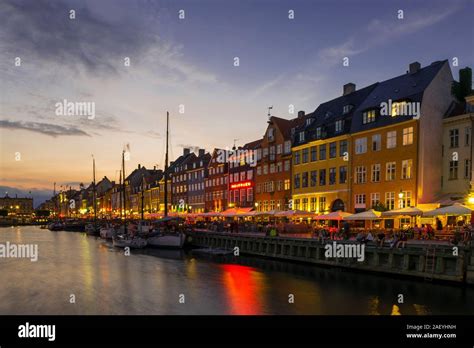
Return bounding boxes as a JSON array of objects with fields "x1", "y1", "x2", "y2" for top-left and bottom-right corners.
[
  {"x1": 186, "y1": 149, "x2": 211, "y2": 213},
  {"x1": 0, "y1": 194, "x2": 34, "y2": 222},
  {"x1": 205, "y1": 148, "x2": 228, "y2": 212}
]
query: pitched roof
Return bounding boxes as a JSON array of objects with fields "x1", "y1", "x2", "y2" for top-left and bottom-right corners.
[
  {"x1": 293, "y1": 83, "x2": 378, "y2": 146},
  {"x1": 350, "y1": 60, "x2": 448, "y2": 133}
]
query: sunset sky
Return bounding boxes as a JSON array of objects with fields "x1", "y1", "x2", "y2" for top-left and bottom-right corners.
[{"x1": 0, "y1": 0, "x2": 473, "y2": 206}]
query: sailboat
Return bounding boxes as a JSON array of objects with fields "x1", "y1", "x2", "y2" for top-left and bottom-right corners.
[
  {"x1": 86, "y1": 155, "x2": 100, "y2": 236},
  {"x1": 146, "y1": 111, "x2": 186, "y2": 249}
]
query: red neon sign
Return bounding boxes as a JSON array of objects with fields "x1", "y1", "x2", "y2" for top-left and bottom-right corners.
[{"x1": 230, "y1": 181, "x2": 253, "y2": 189}]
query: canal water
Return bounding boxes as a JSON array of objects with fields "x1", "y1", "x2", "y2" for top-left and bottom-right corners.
[{"x1": 1, "y1": 226, "x2": 473, "y2": 315}]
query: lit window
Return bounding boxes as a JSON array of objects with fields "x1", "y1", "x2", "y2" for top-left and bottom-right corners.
[
  {"x1": 402, "y1": 127, "x2": 413, "y2": 145},
  {"x1": 362, "y1": 110, "x2": 376, "y2": 124},
  {"x1": 387, "y1": 131, "x2": 397, "y2": 149}
]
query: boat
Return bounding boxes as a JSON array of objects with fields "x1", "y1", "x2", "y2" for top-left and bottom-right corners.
[
  {"x1": 47, "y1": 222, "x2": 65, "y2": 231},
  {"x1": 40, "y1": 225, "x2": 47, "y2": 229},
  {"x1": 63, "y1": 220, "x2": 86, "y2": 232},
  {"x1": 147, "y1": 231, "x2": 186, "y2": 248},
  {"x1": 112, "y1": 234, "x2": 147, "y2": 249},
  {"x1": 85, "y1": 223, "x2": 100, "y2": 236}
]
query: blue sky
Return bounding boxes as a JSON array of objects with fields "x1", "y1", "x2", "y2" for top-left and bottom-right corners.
[{"x1": 0, "y1": 0, "x2": 472, "y2": 206}]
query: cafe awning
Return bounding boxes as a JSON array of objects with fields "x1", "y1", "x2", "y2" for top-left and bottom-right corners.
[
  {"x1": 381, "y1": 207, "x2": 424, "y2": 217},
  {"x1": 275, "y1": 210, "x2": 315, "y2": 217},
  {"x1": 423, "y1": 203, "x2": 472, "y2": 217},
  {"x1": 343, "y1": 209, "x2": 382, "y2": 221},
  {"x1": 314, "y1": 211, "x2": 352, "y2": 220}
]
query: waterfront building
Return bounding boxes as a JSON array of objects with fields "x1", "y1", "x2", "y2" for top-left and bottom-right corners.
[
  {"x1": 292, "y1": 83, "x2": 377, "y2": 213},
  {"x1": 205, "y1": 148, "x2": 228, "y2": 212},
  {"x1": 350, "y1": 61, "x2": 454, "y2": 218},
  {"x1": 441, "y1": 81, "x2": 474, "y2": 205},
  {"x1": 0, "y1": 194, "x2": 34, "y2": 222},
  {"x1": 170, "y1": 148, "x2": 194, "y2": 212},
  {"x1": 228, "y1": 139, "x2": 261, "y2": 209},
  {"x1": 186, "y1": 149, "x2": 211, "y2": 213},
  {"x1": 255, "y1": 114, "x2": 308, "y2": 211}
]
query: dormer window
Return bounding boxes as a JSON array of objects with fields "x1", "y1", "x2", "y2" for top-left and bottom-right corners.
[
  {"x1": 343, "y1": 105, "x2": 353, "y2": 114},
  {"x1": 268, "y1": 128, "x2": 275, "y2": 141},
  {"x1": 362, "y1": 110, "x2": 376, "y2": 124},
  {"x1": 325, "y1": 111, "x2": 332, "y2": 119},
  {"x1": 316, "y1": 127, "x2": 322, "y2": 139},
  {"x1": 306, "y1": 118, "x2": 313, "y2": 126},
  {"x1": 335, "y1": 120, "x2": 344, "y2": 133},
  {"x1": 299, "y1": 131, "x2": 305, "y2": 142}
]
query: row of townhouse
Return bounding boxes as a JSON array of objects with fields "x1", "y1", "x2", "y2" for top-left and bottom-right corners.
[{"x1": 44, "y1": 60, "x2": 472, "y2": 217}]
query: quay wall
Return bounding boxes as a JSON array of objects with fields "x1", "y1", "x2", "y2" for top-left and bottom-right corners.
[{"x1": 187, "y1": 231, "x2": 474, "y2": 285}]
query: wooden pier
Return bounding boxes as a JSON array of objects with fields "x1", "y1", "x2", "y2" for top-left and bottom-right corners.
[{"x1": 187, "y1": 230, "x2": 474, "y2": 284}]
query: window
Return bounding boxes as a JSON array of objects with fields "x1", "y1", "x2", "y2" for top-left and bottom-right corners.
[
  {"x1": 339, "y1": 140, "x2": 348, "y2": 157},
  {"x1": 329, "y1": 168, "x2": 336, "y2": 185},
  {"x1": 400, "y1": 191, "x2": 412, "y2": 208},
  {"x1": 363, "y1": 110, "x2": 376, "y2": 124},
  {"x1": 401, "y1": 159, "x2": 412, "y2": 179},
  {"x1": 311, "y1": 146, "x2": 317, "y2": 161},
  {"x1": 302, "y1": 148, "x2": 309, "y2": 163},
  {"x1": 403, "y1": 127, "x2": 413, "y2": 145},
  {"x1": 270, "y1": 164, "x2": 275, "y2": 174},
  {"x1": 301, "y1": 172, "x2": 308, "y2": 188},
  {"x1": 370, "y1": 193, "x2": 380, "y2": 208},
  {"x1": 294, "y1": 199, "x2": 300, "y2": 211},
  {"x1": 263, "y1": 165, "x2": 268, "y2": 175},
  {"x1": 450, "y1": 129, "x2": 459, "y2": 148},
  {"x1": 306, "y1": 118, "x2": 312, "y2": 126},
  {"x1": 372, "y1": 134, "x2": 381, "y2": 151},
  {"x1": 294, "y1": 174, "x2": 300, "y2": 189},
  {"x1": 335, "y1": 120, "x2": 344, "y2": 133},
  {"x1": 465, "y1": 159, "x2": 471, "y2": 179},
  {"x1": 387, "y1": 131, "x2": 397, "y2": 149},
  {"x1": 339, "y1": 166, "x2": 347, "y2": 184},
  {"x1": 257, "y1": 166, "x2": 262, "y2": 176},
  {"x1": 466, "y1": 127, "x2": 471, "y2": 146},
  {"x1": 343, "y1": 105, "x2": 352, "y2": 114},
  {"x1": 449, "y1": 160, "x2": 458, "y2": 180},
  {"x1": 319, "y1": 169, "x2": 326, "y2": 186},
  {"x1": 310, "y1": 170, "x2": 317, "y2": 186},
  {"x1": 247, "y1": 188, "x2": 253, "y2": 202},
  {"x1": 355, "y1": 137, "x2": 367, "y2": 154},
  {"x1": 294, "y1": 151, "x2": 300, "y2": 165},
  {"x1": 310, "y1": 197, "x2": 317, "y2": 212},
  {"x1": 247, "y1": 170, "x2": 253, "y2": 180},
  {"x1": 268, "y1": 128, "x2": 274, "y2": 141},
  {"x1": 263, "y1": 148, "x2": 268, "y2": 157},
  {"x1": 385, "y1": 192, "x2": 395, "y2": 210},
  {"x1": 355, "y1": 194, "x2": 366, "y2": 205},
  {"x1": 316, "y1": 127, "x2": 322, "y2": 139},
  {"x1": 386, "y1": 162, "x2": 396, "y2": 181},
  {"x1": 284, "y1": 179, "x2": 290, "y2": 190},
  {"x1": 391, "y1": 101, "x2": 407, "y2": 117},
  {"x1": 299, "y1": 131, "x2": 305, "y2": 142},
  {"x1": 276, "y1": 162, "x2": 282, "y2": 172},
  {"x1": 301, "y1": 198, "x2": 308, "y2": 211},
  {"x1": 276, "y1": 144, "x2": 282, "y2": 154},
  {"x1": 284, "y1": 160, "x2": 290, "y2": 171},
  {"x1": 329, "y1": 142, "x2": 337, "y2": 158},
  {"x1": 355, "y1": 166, "x2": 367, "y2": 184},
  {"x1": 371, "y1": 164, "x2": 381, "y2": 182},
  {"x1": 319, "y1": 144, "x2": 326, "y2": 160},
  {"x1": 319, "y1": 197, "x2": 326, "y2": 212},
  {"x1": 284, "y1": 141, "x2": 291, "y2": 154}
]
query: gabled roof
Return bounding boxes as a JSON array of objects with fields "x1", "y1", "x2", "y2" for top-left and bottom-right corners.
[
  {"x1": 244, "y1": 138, "x2": 262, "y2": 150},
  {"x1": 294, "y1": 83, "x2": 378, "y2": 146},
  {"x1": 350, "y1": 60, "x2": 448, "y2": 133}
]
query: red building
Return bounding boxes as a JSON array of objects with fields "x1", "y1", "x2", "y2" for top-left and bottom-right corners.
[{"x1": 205, "y1": 148, "x2": 228, "y2": 212}]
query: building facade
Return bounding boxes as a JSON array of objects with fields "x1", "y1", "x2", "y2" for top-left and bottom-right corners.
[{"x1": 205, "y1": 148, "x2": 228, "y2": 212}]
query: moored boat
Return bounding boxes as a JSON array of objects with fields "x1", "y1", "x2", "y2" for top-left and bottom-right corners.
[
  {"x1": 147, "y1": 231, "x2": 186, "y2": 249},
  {"x1": 112, "y1": 235, "x2": 147, "y2": 249}
]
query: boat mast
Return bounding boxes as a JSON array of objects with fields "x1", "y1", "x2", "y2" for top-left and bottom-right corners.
[
  {"x1": 53, "y1": 182, "x2": 57, "y2": 219},
  {"x1": 92, "y1": 155, "x2": 97, "y2": 223},
  {"x1": 164, "y1": 111, "x2": 169, "y2": 217},
  {"x1": 119, "y1": 171, "x2": 122, "y2": 219},
  {"x1": 122, "y1": 150, "x2": 126, "y2": 220},
  {"x1": 141, "y1": 175, "x2": 145, "y2": 220}
]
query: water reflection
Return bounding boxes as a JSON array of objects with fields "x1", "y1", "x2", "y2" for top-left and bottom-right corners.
[{"x1": 0, "y1": 226, "x2": 473, "y2": 315}]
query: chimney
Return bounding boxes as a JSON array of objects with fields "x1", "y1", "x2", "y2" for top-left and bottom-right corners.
[
  {"x1": 199, "y1": 149, "x2": 205, "y2": 157},
  {"x1": 183, "y1": 148, "x2": 190, "y2": 156},
  {"x1": 153, "y1": 166, "x2": 156, "y2": 170},
  {"x1": 138, "y1": 164, "x2": 141, "y2": 169},
  {"x1": 297, "y1": 110, "x2": 305, "y2": 118},
  {"x1": 343, "y1": 83, "x2": 356, "y2": 96},
  {"x1": 409, "y1": 62, "x2": 421, "y2": 74}
]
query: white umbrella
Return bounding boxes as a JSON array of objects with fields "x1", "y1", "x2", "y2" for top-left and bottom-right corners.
[
  {"x1": 314, "y1": 211, "x2": 352, "y2": 220},
  {"x1": 343, "y1": 209, "x2": 382, "y2": 220},
  {"x1": 381, "y1": 207, "x2": 424, "y2": 217},
  {"x1": 423, "y1": 203, "x2": 472, "y2": 217}
]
